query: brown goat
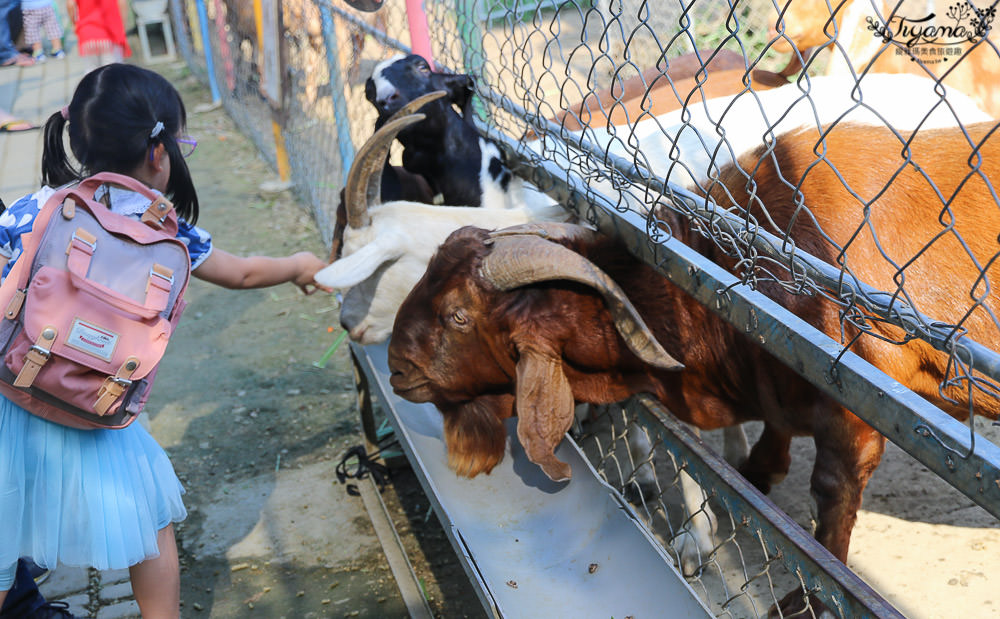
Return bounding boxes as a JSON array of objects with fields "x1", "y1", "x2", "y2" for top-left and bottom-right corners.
[
  {"x1": 387, "y1": 120, "x2": 1000, "y2": 580},
  {"x1": 711, "y1": 120, "x2": 1000, "y2": 423}
]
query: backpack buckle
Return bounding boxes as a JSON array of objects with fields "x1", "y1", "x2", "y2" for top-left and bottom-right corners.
[
  {"x1": 149, "y1": 264, "x2": 174, "y2": 286},
  {"x1": 94, "y1": 356, "x2": 140, "y2": 416},
  {"x1": 28, "y1": 344, "x2": 53, "y2": 359},
  {"x1": 14, "y1": 326, "x2": 58, "y2": 388},
  {"x1": 141, "y1": 196, "x2": 174, "y2": 230},
  {"x1": 66, "y1": 229, "x2": 97, "y2": 256}
]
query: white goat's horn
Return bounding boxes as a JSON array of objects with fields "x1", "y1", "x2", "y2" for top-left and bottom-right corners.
[
  {"x1": 385, "y1": 90, "x2": 448, "y2": 123},
  {"x1": 480, "y1": 234, "x2": 685, "y2": 371},
  {"x1": 345, "y1": 113, "x2": 426, "y2": 228}
]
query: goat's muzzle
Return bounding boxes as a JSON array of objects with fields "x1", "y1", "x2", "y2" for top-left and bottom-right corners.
[{"x1": 387, "y1": 348, "x2": 434, "y2": 403}]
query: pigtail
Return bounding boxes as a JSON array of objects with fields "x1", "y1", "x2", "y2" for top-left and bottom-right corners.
[
  {"x1": 161, "y1": 136, "x2": 200, "y2": 225},
  {"x1": 41, "y1": 109, "x2": 81, "y2": 187}
]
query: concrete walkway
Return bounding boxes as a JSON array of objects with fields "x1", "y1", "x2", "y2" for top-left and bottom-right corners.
[{"x1": 0, "y1": 47, "x2": 94, "y2": 201}]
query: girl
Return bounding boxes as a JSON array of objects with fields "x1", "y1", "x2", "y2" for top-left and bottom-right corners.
[{"x1": 0, "y1": 63, "x2": 331, "y2": 618}]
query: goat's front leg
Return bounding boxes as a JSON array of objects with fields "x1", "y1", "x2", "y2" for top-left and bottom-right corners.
[
  {"x1": 672, "y1": 460, "x2": 718, "y2": 577},
  {"x1": 773, "y1": 408, "x2": 885, "y2": 619},
  {"x1": 809, "y1": 409, "x2": 886, "y2": 562},
  {"x1": 738, "y1": 423, "x2": 792, "y2": 494}
]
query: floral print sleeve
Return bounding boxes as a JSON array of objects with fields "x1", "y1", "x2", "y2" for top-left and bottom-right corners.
[
  {"x1": 0, "y1": 187, "x2": 56, "y2": 279},
  {"x1": 176, "y1": 218, "x2": 213, "y2": 270}
]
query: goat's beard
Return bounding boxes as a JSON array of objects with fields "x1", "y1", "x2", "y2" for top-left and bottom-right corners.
[{"x1": 441, "y1": 394, "x2": 514, "y2": 477}]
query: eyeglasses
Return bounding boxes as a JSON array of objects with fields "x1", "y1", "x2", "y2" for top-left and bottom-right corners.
[{"x1": 177, "y1": 135, "x2": 197, "y2": 158}]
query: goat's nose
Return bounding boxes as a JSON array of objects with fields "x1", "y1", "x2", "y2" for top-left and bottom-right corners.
[{"x1": 378, "y1": 92, "x2": 402, "y2": 111}]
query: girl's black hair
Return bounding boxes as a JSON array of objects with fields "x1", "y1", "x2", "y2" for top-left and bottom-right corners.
[{"x1": 42, "y1": 63, "x2": 200, "y2": 224}]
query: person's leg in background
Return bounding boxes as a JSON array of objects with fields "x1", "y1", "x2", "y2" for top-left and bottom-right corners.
[
  {"x1": 0, "y1": 0, "x2": 18, "y2": 63},
  {"x1": 0, "y1": 0, "x2": 31, "y2": 66}
]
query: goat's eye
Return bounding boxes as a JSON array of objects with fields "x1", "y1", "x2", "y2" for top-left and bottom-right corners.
[{"x1": 450, "y1": 310, "x2": 469, "y2": 327}]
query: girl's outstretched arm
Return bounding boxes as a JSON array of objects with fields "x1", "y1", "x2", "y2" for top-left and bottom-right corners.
[{"x1": 193, "y1": 248, "x2": 333, "y2": 294}]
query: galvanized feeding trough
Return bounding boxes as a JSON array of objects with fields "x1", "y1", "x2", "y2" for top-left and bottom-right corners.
[{"x1": 350, "y1": 341, "x2": 713, "y2": 618}]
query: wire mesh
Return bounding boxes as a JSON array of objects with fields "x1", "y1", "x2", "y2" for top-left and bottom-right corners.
[
  {"x1": 573, "y1": 403, "x2": 798, "y2": 618},
  {"x1": 170, "y1": 0, "x2": 1000, "y2": 616}
]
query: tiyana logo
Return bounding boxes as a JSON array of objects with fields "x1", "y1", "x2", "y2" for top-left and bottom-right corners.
[{"x1": 865, "y1": 2, "x2": 995, "y2": 63}]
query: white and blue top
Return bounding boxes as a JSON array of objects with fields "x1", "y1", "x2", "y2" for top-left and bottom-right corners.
[{"x1": 0, "y1": 183, "x2": 197, "y2": 589}]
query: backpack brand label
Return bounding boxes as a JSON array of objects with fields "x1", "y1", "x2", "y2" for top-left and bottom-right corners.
[{"x1": 66, "y1": 318, "x2": 118, "y2": 362}]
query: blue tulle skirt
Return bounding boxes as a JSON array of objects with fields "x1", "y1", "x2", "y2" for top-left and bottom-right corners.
[{"x1": 0, "y1": 394, "x2": 186, "y2": 589}]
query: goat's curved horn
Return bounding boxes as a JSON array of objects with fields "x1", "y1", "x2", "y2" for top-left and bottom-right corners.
[
  {"x1": 480, "y1": 235, "x2": 684, "y2": 371},
  {"x1": 345, "y1": 113, "x2": 426, "y2": 228},
  {"x1": 385, "y1": 90, "x2": 448, "y2": 124},
  {"x1": 487, "y1": 222, "x2": 599, "y2": 244}
]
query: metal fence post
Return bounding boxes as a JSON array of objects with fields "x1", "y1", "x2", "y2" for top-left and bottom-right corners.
[
  {"x1": 168, "y1": 0, "x2": 193, "y2": 65},
  {"x1": 320, "y1": 1, "x2": 357, "y2": 183},
  {"x1": 405, "y1": 0, "x2": 435, "y2": 65},
  {"x1": 193, "y1": 0, "x2": 222, "y2": 105}
]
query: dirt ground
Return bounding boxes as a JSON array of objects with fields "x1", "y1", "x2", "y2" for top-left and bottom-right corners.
[
  {"x1": 144, "y1": 63, "x2": 483, "y2": 618},
  {"x1": 143, "y1": 60, "x2": 1000, "y2": 619}
]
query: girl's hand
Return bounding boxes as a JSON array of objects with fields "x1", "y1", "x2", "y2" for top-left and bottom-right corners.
[
  {"x1": 193, "y1": 248, "x2": 334, "y2": 292},
  {"x1": 293, "y1": 251, "x2": 334, "y2": 295},
  {"x1": 66, "y1": 0, "x2": 78, "y2": 23}
]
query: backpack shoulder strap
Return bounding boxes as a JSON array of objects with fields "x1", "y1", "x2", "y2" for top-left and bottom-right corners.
[{"x1": 73, "y1": 173, "x2": 179, "y2": 235}]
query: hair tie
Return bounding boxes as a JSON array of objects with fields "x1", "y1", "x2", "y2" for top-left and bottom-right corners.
[
  {"x1": 60, "y1": 106, "x2": 69, "y2": 120},
  {"x1": 150, "y1": 121, "x2": 164, "y2": 139}
]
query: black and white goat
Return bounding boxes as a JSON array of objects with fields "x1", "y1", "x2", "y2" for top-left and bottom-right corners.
[{"x1": 366, "y1": 54, "x2": 546, "y2": 210}]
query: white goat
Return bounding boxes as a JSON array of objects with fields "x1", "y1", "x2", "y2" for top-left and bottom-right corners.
[
  {"x1": 316, "y1": 113, "x2": 571, "y2": 345},
  {"x1": 535, "y1": 72, "x2": 990, "y2": 198}
]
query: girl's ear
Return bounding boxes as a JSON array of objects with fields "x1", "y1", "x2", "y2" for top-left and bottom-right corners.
[{"x1": 151, "y1": 143, "x2": 168, "y2": 170}]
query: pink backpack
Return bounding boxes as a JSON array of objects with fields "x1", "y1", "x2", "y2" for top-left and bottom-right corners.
[{"x1": 0, "y1": 173, "x2": 191, "y2": 429}]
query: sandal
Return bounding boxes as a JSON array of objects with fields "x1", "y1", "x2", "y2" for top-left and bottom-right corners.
[
  {"x1": 1, "y1": 53, "x2": 35, "y2": 68},
  {"x1": 0, "y1": 119, "x2": 39, "y2": 132}
]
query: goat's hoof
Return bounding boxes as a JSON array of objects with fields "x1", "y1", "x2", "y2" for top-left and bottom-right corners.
[
  {"x1": 738, "y1": 466, "x2": 778, "y2": 495},
  {"x1": 622, "y1": 477, "x2": 657, "y2": 505},
  {"x1": 670, "y1": 534, "x2": 709, "y2": 578}
]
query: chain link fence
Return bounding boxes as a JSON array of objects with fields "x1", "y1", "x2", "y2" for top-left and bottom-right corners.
[{"x1": 171, "y1": 0, "x2": 1000, "y2": 616}]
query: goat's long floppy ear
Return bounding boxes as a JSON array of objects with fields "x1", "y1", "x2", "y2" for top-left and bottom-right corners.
[
  {"x1": 314, "y1": 241, "x2": 403, "y2": 289},
  {"x1": 345, "y1": 113, "x2": 427, "y2": 228},
  {"x1": 480, "y1": 233, "x2": 685, "y2": 371},
  {"x1": 514, "y1": 343, "x2": 576, "y2": 482}
]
